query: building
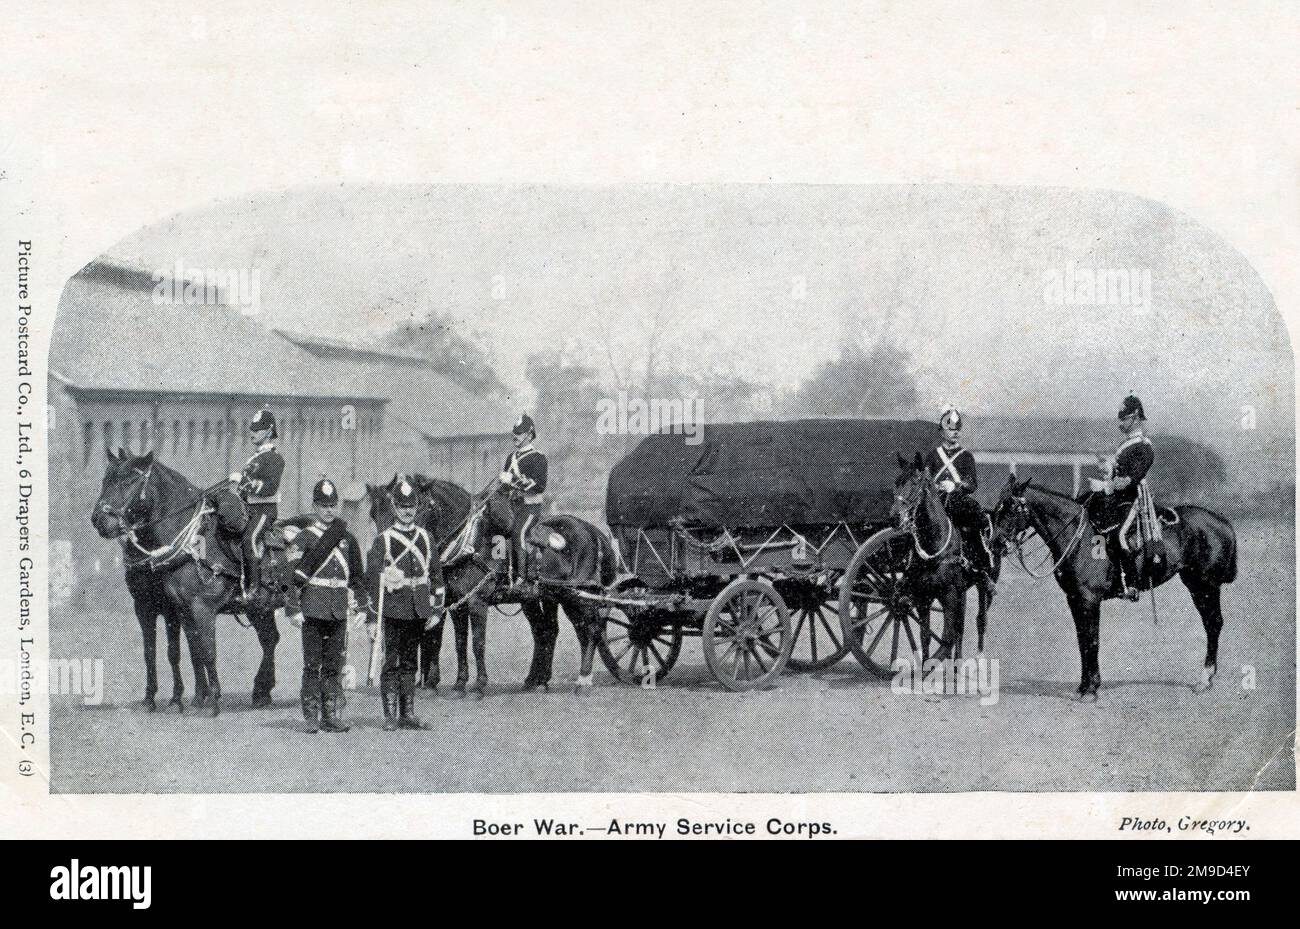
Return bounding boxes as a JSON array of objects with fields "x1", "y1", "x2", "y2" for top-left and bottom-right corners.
[
  {"x1": 276, "y1": 330, "x2": 516, "y2": 489},
  {"x1": 963, "y1": 415, "x2": 1118, "y2": 505},
  {"x1": 49, "y1": 259, "x2": 388, "y2": 605}
]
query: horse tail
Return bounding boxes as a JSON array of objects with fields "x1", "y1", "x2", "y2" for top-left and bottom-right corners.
[
  {"x1": 1219, "y1": 519, "x2": 1238, "y2": 585},
  {"x1": 597, "y1": 529, "x2": 618, "y2": 587}
]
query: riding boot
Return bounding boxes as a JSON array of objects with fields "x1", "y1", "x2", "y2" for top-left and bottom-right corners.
[
  {"x1": 300, "y1": 693, "x2": 320, "y2": 734},
  {"x1": 398, "y1": 689, "x2": 430, "y2": 730},
  {"x1": 381, "y1": 685, "x2": 400, "y2": 732},
  {"x1": 319, "y1": 694, "x2": 350, "y2": 733}
]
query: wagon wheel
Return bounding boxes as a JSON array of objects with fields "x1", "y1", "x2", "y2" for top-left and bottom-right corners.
[
  {"x1": 838, "y1": 527, "x2": 949, "y2": 679},
  {"x1": 779, "y1": 578, "x2": 850, "y2": 672},
  {"x1": 597, "y1": 578, "x2": 683, "y2": 685},
  {"x1": 702, "y1": 578, "x2": 792, "y2": 692}
]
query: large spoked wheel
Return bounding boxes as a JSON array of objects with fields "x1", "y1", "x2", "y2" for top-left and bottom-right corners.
[
  {"x1": 597, "y1": 579, "x2": 683, "y2": 685},
  {"x1": 838, "y1": 528, "x2": 950, "y2": 679},
  {"x1": 778, "y1": 577, "x2": 851, "y2": 672},
  {"x1": 702, "y1": 578, "x2": 793, "y2": 692}
]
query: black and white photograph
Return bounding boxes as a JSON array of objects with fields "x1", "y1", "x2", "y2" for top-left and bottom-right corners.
[{"x1": 2, "y1": 1, "x2": 1298, "y2": 857}]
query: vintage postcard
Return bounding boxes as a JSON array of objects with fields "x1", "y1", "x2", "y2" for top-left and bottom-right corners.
[{"x1": 1, "y1": 2, "x2": 1296, "y2": 842}]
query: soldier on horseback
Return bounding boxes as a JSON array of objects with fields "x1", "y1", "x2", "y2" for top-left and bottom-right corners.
[
  {"x1": 924, "y1": 405, "x2": 996, "y2": 598},
  {"x1": 498, "y1": 413, "x2": 548, "y2": 594},
  {"x1": 232, "y1": 408, "x2": 285, "y2": 598},
  {"x1": 1087, "y1": 393, "x2": 1156, "y2": 601}
]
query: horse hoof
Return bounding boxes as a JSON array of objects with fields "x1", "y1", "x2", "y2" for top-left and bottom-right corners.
[
  {"x1": 471, "y1": 689, "x2": 485, "y2": 702},
  {"x1": 207, "y1": 699, "x2": 221, "y2": 718},
  {"x1": 170, "y1": 697, "x2": 184, "y2": 714},
  {"x1": 142, "y1": 697, "x2": 157, "y2": 712},
  {"x1": 250, "y1": 693, "x2": 272, "y2": 709},
  {"x1": 191, "y1": 694, "x2": 207, "y2": 709},
  {"x1": 448, "y1": 687, "x2": 465, "y2": 700},
  {"x1": 1076, "y1": 691, "x2": 1098, "y2": 704},
  {"x1": 520, "y1": 682, "x2": 549, "y2": 694},
  {"x1": 574, "y1": 684, "x2": 591, "y2": 696}
]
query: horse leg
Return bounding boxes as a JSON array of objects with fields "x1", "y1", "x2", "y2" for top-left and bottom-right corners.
[
  {"x1": 163, "y1": 608, "x2": 185, "y2": 710},
  {"x1": 975, "y1": 584, "x2": 989, "y2": 656},
  {"x1": 192, "y1": 599, "x2": 222, "y2": 717},
  {"x1": 249, "y1": 607, "x2": 279, "y2": 707},
  {"x1": 419, "y1": 617, "x2": 443, "y2": 690},
  {"x1": 571, "y1": 603, "x2": 597, "y2": 694},
  {"x1": 943, "y1": 584, "x2": 966, "y2": 662},
  {"x1": 1068, "y1": 592, "x2": 1102, "y2": 701},
  {"x1": 521, "y1": 599, "x2": 559, "y2": 691},
  {"x1": 449, "y1": 607, "x2": 469, "y2": 698},
  {"x1": 135, "y1": 602, "x2": 159, "y2": 712},
  {"x1": 1183, "y1": 576, "x2": 1224, "y2": 693},
  {"x1": 470, "y1": 603, "x2": 489, "y2": 694}
]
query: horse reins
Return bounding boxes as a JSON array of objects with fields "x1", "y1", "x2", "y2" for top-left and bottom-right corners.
[{"x1": 1007, "y1": 492, "x2": 1089, "y2": 580}]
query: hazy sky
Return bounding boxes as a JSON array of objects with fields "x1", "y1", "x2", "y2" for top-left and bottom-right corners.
[{"x1": 103, "y1": 183, "x2": 1291, "y2": 475}]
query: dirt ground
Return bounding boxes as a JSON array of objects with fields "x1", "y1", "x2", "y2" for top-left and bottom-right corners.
[{"x1": 48, "y1": 516, "x2": 1294, "y2": 793}]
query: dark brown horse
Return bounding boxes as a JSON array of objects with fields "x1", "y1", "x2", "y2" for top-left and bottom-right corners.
[
  {"x1": 91, "y1": 451, "x2": 282, "y2": 716},
  {"x1": 991, "y1": 475, "x2": 1237, "y2": 701},
  {"x1": 367, "y1": 474, "x2": 488, "y2": 697},
  {"x1": 92, "y1": 449, "x2": 202, "y2": 711},
  {"x1": 892, "y1": 453, "x2": 994, "y2": 660}
]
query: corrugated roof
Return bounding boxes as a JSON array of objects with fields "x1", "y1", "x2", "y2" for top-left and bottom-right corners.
[
  {"x1": 52, "y1": 260, "x2": 385, "y2": 403},
  {"x1": 277, "y1": 330, "x2": 515, "y2": 440}
]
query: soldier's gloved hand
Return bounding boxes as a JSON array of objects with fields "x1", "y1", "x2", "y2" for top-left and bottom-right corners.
[
  {"x1": 499, "y1": 471, "x2": 513, "y2": 485},
  {"x1": 424, "y1": 611, "x2": 444, "y2": 632},
  {"x1": 228, "y1": 472, "x2": 242, "y2": 485},
  {"x1": 287, "y1": 610, "x2": 304, "y2": 628},
  {"x1": 365, "y1": 616, "x2": 379, "y2": 642},
  {"x1": 938, "y1": 479, "x2": 957, "y2": 493}
]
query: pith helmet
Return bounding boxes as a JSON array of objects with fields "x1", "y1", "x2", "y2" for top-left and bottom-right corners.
[
  {"x1": 1118, "y1": 394, "x2": 1146, "y2": 421},
  {"x1": 513, "y1": 413, "x2": 536, "y2": 437},
  {"x1": 313, "y1": 478, "x2": 339, "y2": 506},
  {"x1": 251, "y1": 408, "x2": 278, "y2": 439}
]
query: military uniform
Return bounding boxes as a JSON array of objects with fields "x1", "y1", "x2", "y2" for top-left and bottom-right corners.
[
  {"x1": 236, "y1": 409, "x2": 286, "y2": 592},
  {"x1": 501, "y1": 414, "x2": 548, "y2": 582},
  {"x1": 1089, "y1": 394, "x2": 1156, "y2": 598},
  {"x1": 925, "y1": 407, "x2": 993, "y2": 576},
  {"x1": 365, "y1": 479, "x2": 445, "y2": 731},
  {"x1": 285, "y1": 479, "x2": 367, "y2": 733}
]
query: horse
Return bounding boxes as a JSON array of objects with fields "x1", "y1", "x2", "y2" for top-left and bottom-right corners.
[
  {"x1": 367, "y1": 474, "x2": 488, "y2": 697},
  {"x1": 90, "y1": 450, "x2": 282, "y2": 717},
  {"x1": 891, "y1": 452, "x2": 994, "y2": 661},
  {"x1": 990, "y1": 474, "x2": 1237, "y2": 701},
  {"x1": 90, "y1": 449, "x2": 201, "y2": 711}
]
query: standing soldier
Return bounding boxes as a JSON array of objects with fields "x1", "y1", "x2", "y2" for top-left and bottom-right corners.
[
  {"x1": 365, "y1": 478, "x2": 446, "y2": 731},
  {"x1": 231, "y1": 408, "x2": 285, "y2": 598},
  {"x1": 284, "y1": 478, "x2": 368, "y2": 734},
  {"x1": 498, "y1": 413, "x2": 548, "y2": 591},
  {"x1": 924, "y1": 405, "x2": 996, "y2": 597}
]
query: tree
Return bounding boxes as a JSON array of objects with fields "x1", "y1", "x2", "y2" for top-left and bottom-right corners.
[{"x1": 784, "y1": 336, "x2": 920, "y2": 418}]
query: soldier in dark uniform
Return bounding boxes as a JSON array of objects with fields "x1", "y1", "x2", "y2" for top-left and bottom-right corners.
[
  {"x1": 498, "y1": 413, "x2": 548, "y2": 589},
  {"x1": 232, "y1": 408, "x2": 286, "y2": 597},
  {"x1": 365, "y1": 478, "x2": 445, "y2": 731},
  {"x1": 284, "y1": 478, "x2": 368, "y2": 733},
  {"x1": 1087, "y1": 394, "x2": 1155, "y2": 601},
  {"x1": 924, "y1": 406, "x2": 996, "y2": 595}
]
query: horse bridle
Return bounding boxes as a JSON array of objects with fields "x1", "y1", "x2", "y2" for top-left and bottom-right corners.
[
  {"x1": 99, "y1": 463, "x2": 156, "y2": 537},
  {"x1": 997, "y1": 491, "x2": 1089, "y2": 579},
  {"x1": 894, "y1": 475, "x2": 956, "y2": 562}
]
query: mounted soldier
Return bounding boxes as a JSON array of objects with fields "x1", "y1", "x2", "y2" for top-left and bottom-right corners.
[
  {"x1": 232, "y1": 408, "x2": 285, "y2": 599},
  {"x1": 923, "y1": 405, "x2": 996, "y2": 597},
  {"x1": 284, "y1": 478, "x2": 368, "y2": 733},
  {"x1": 1087, "y1": 393, "x2": 1158, "y2": 601},
  {"x1": 365, "y1": 478, "x2": 446, "y2": 731},
  {"x1": 498, "y1": 413, "x2": 548, "y2": 594}
]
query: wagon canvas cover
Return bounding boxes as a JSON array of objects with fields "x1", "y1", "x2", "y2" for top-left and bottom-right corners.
[{"x1": 606, "y1": 418, "x2": 941, "y2": 530}]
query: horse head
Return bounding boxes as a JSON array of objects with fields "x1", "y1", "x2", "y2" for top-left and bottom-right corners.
[
  {"x1": 892, "y1": 451, "x2": 943, "y2": 530},
  {"x1": 990, "y1": 473, "x2": 1034, "y2": 549},
  {"x1": 91, "y1": 448, "x2": 160, "y2": 540}
]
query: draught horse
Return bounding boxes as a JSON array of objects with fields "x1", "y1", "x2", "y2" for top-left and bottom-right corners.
[
  {"x1": 991, "y1": 475, "x2": 1237, "y2": 701},
  {"x1": 91, "y1": 450, "x2": 282, "y2": 716},
  {"x1": 370, "y1": 475, "x2": 616, "y2": 693},
  {"x1": 891, "y1": 453, "x2": 995, "y2": 660}
]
